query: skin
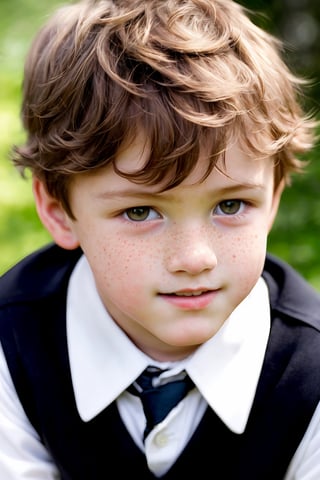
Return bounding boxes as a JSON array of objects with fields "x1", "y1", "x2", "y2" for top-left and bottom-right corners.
[{"x1": 33, "y1": 136, "x2": 283, "y2": 362}]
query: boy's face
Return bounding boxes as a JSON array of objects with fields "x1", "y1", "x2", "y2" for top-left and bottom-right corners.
[{"x1": 35, "y1": 136, "x2": 283, "y2": 361}]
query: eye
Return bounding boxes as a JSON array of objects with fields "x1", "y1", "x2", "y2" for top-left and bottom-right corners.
[
  {"x1": 123, "y1": 206, "x2": 160, "y2": 222},
  {"x1": 214, "y1": 200, "x2": 244, "y2": 215}
]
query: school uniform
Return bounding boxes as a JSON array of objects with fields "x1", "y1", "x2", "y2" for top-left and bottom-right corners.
[{"x1": 0, "y1": 243, "x2": 320, "y2": 479}]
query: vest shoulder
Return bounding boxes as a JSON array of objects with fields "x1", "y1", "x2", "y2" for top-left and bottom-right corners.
[
  {"x1": 0, "y1": 243, "x2": 82, "y2": 305},
  {"x1": 264, "y1": 253, "x2": 320, "y2": 331}
]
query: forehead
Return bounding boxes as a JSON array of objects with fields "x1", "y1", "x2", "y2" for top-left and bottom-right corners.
[
  {"x1": 72, "y1": 142, "x2": 275, "y2": 204},
  {"x1": 220, "y1": 145, "x2": 274, "y2": 187},
  {"x1": 114, "y1": 134, "x2": 274, "y2": 187}
]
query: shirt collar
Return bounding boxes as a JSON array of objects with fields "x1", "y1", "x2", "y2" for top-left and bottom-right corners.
[
  {"x1": 67, "y1": 255, "x2": 270, "y2": 433},
  {"x1": 66, "y1": 255, "x2": 149, "y2": 421},
  {"x1": 185, "y1": 277, "x2": 270, "y2": 433}
]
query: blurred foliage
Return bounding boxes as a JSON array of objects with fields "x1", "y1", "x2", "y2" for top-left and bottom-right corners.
[
  {"x1": 0, "y1": 0, "x2": 320, "y2": 290},
  {"x1": 240, "y1": 0, "x2": 320, "y2": 112}
]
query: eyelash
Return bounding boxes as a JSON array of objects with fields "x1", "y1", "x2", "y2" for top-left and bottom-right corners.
[{"x1": 121, "y1": 200, "x2": 248, "y2": 222}]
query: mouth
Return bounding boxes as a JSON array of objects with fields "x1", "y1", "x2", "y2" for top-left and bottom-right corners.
[
  {"x1": 159, "y1": 289, "x2": 218, "y2": 310},
  {"x1": 170, "y1": 290, "x2": 210, "y2": 297}
]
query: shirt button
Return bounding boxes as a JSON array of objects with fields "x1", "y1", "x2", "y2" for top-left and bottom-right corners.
[{"x1": 154, "y1": 432, "x2": 169, "y2": 447}]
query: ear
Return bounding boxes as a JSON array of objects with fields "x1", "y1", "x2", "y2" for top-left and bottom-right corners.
[
  {"x1": 267, "y1": 180, "x2": 285, "y2": 232},
  {"x1": 32, "y1": 176, "x2": 80, "y2": 250}
]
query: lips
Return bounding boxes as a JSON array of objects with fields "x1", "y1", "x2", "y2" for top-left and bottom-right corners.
[
  {"x1": 159, "y1": 289, "x2": 218, "y2": 310},
  {"x1": 167, "y1": 287, "x2": 213, "y2": 296},
  {"x1": 173, "y1": 290, "x2": 208, "y2": 297}
]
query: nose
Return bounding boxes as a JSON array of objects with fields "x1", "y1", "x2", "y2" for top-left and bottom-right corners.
[{"x1": 165, "y1": 227, "x2": 218, "y2": 275}]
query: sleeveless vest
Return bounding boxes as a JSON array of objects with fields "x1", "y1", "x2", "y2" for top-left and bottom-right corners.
[{"x1": 1, "y1": 243, "x2": 320, "y2": 479}]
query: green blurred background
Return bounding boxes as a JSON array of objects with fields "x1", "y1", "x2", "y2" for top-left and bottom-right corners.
[{"x1": 0, "y1": 0, "x2": 320, "y2": 288}]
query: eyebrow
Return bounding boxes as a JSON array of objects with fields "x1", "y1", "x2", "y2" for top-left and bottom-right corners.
[{"x1": 94, "y1": 182, "x2": 266, "y2": 201}]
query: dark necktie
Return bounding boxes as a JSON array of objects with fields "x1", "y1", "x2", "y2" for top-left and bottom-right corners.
[{"x1": 128, "y1": 367, "x2": 194, "y2": 440}]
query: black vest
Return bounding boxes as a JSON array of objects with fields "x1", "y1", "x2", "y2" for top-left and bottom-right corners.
[{"x1": 1, "y1": 243, "x2": 320, "y2": 479}]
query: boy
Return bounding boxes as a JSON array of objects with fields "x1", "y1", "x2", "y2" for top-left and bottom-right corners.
[{"x1": 0, "y1": 0, "x2": 320, "y2": 478}]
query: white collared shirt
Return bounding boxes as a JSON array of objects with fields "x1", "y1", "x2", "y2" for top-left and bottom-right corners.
[{"x1": 0, "y1": 253, "x2": 319, "y2": 478}]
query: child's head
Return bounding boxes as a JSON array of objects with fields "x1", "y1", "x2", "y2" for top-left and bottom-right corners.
[
  {"x1": 12, "y1": 0, "x2": 318, "y2": 360},
  {"x1": 14, "y1": 0, "x2": 316, "y2": 219}
]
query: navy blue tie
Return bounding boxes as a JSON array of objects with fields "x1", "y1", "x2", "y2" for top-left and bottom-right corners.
[{"x1": 128, "y1": 367, "x2": 194, "y2": 440}]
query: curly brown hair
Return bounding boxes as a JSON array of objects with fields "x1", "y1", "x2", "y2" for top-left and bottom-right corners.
[{"x1": 13, "y1": 0, "x2": 317, "y2": 218}]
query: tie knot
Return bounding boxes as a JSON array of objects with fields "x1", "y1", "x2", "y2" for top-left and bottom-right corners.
[
  {"x1": 135, "y1": 367, "x2": 167, "y2": 391},
  {"x1": 128, "y1": 366, "x2": 194, "y2": 440}
]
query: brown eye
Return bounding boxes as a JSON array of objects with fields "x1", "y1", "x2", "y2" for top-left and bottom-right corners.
[
  {"x1": 125, "y1": 207, "x2": 151, "y2": 221},
  {"x1": 217, "y1": 200, "x2": 242, "y2": 215}
]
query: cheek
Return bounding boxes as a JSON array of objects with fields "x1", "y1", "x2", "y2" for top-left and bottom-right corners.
[
  {"x1": 229, "y1": 230, "x2": 267, "y2": 261},
  {"x1": 222, "y1": 229, "x2": 268, "y2": 289},
  {"x1": 87, "y1": 234, "x2": 160, "y2": 298}
]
